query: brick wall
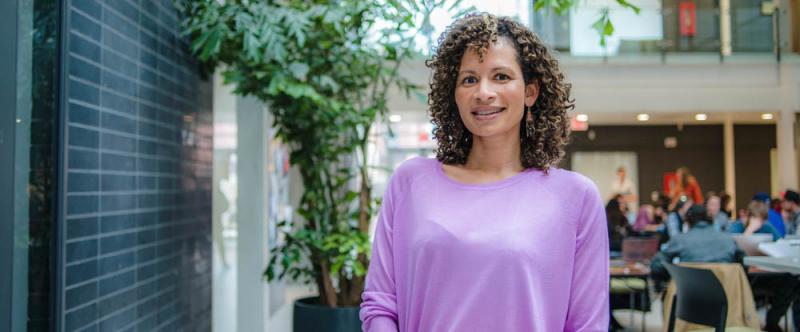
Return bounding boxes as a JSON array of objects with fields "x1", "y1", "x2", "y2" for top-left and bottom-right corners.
[{"x1": 61, "y1": 0, "x2": 212, "y2": 330}]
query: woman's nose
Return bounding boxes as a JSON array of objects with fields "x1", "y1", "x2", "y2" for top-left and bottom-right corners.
[{"x1": 475, "y1": 81, "x2": 497, "y2": 103}]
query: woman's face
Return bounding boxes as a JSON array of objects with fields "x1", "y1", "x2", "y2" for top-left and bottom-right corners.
[
  {"x1": 454, "y1": 38, "x2": 538, "y2": 140},
  {"x1": 707, "y1": 196, "x2": 720, "y2": 215}
]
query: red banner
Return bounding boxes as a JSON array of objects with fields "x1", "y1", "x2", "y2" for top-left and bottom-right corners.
[{"x1": 679, "y1": 1, "x2": 696, "y2": 36}]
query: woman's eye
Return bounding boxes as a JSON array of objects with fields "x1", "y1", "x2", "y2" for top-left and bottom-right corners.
[
  {"x1": 461, "y1": 76, "x2": 477, "y2": 85},
  {"x1": 495, "y1": 73, "x2": 509, "y2": 80}
]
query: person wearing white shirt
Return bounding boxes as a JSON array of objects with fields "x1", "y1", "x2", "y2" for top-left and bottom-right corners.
[{"x1": 610, "y1": 166, "x2": 637, "y2": 219}]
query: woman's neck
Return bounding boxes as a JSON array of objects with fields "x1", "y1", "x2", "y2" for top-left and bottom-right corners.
[{"x1": 464, "y1": 134, "x2": 523, "y2": 173}]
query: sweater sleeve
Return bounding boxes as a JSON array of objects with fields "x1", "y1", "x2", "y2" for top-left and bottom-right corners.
[
  {"x1": 564, "y1": 182, "x2": 610, "y2": 332},
  {"x1": 360, "y1": 175, "x2": 400, "y2": 332}
]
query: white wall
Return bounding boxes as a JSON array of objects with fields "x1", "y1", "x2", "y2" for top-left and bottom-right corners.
[{"x1": 570, "y1": 0, "x2": 663, "y2": 56}]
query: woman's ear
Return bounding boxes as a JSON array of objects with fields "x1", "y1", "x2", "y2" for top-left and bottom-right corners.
[{"x1": 525, "y1": 81, "x2": 539, "y2": 107}]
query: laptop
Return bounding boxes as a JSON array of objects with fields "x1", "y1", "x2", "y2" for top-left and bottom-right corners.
[
  {"x1": 732, "y1": 234, "x2": 773, "y2": 256},
  {"x1": 759, "y1": 239, "x2": 800, "y2": 257}
]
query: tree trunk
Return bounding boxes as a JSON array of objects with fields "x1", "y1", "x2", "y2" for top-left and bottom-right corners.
[
  {"x1": 314, "y1": 257, "x2": 338, "y2": 307},
  {"x1": 347, "y1": 154, "x2": 372, "y2": 305},
  {"x1": 358, "y1": 165, "x2": 371, "y2": 234},
  {"x1": 345, "y1": 265, "x2": 366, "y2": 305}
]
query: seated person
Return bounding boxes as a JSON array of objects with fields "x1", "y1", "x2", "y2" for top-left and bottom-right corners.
[
  {"x1": 706, "y1": 193, "x2": 731, "y2": 231},
  {"x1": 728, "y1": 200, "x2": 781, "y2": 241},
  {"x1": 650, "y1": 205, "x2": 743, "y2": 287},
  {"x1": 782, "y1": 189, "x2": 800, "y2": 235},
  {"x1": 663, "y1": 197, "x2": 692, "y2": 239},
  {"x1": 633, "y1": 204, "x2": 654, "y2": 233},
  {"x1": 607, "y1": 194, "x2": 631, "y2": 252},
  {"x1": 756, "y1": 192, "x2": 786, "y2": 237}
]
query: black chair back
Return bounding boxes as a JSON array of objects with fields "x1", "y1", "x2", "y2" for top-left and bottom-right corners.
[{"x1": 664, "y1": 263, "x2": 728, "y2": 332}]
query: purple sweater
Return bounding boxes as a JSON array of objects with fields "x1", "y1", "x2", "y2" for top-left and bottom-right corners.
[{"x1": 360, "y1": 157, "x2": 609, "y2": 332}]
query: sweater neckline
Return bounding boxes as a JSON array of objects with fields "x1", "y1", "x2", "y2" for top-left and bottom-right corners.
[{"x1": 434, "y1": 159, "x2": 535, "y2": 190}]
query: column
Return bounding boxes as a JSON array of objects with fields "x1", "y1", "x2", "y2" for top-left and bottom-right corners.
[
  {"x1": 720, "y1": 0, "x2": 732, "y2": 56},
  {"x1": 776, "y1": 109, "x2": 798, "y2": 191},
  {"x1": 724, "y1": 115, "x2": 737, "y2": 212},
  {"x1": 237, "y1": 96, "x2": 270, "y2": 331}
]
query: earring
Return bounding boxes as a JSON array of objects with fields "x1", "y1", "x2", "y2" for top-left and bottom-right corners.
[{"x1": 525, "y1": 106, "x2": 535, "y2": 138}]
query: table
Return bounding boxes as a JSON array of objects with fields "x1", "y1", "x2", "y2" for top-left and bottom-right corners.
[
  {"x1": 744, "y1": 256, "x2": 800, "y2": 274},
  {"x1": 610, "y1": 260, "x2": 651, "y2": 331},
  {"x1": 610, "y1": 260, "x2": 651, "y2": 277}
]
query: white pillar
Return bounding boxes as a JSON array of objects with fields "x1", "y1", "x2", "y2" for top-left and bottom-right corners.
[
  {"x1": 212, "y1": 73, "x2": 238, "y2": 332},
  {"x1": 777, "y1": 63, "x2": 799, "y2": 192},
  {"x1": 237, "y1": 96, "x2": 270, "y2": 331},
  {"x1": 724, "y1": 115, "x2": 737, "y2": 212},
  {"x1": 720, "y1": 0, "x2": 732, "y2": 56},
  {"x1": 776, "y1": 109, "x2": 798, "y2": 191}
]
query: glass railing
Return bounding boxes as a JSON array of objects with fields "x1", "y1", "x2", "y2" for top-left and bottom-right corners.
[{"x1": 531, "y1": 0, "x2": 786, "y2": 63}]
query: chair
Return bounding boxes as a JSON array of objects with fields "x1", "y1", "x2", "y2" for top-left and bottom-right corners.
[
  {"x1": 664, "y1": 263, "x2": 728, "y2": 332},
  {"x1": 663, "y1": 262, "x2": 761, "y2": 332}
]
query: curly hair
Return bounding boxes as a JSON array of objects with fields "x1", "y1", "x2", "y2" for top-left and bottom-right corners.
[{"x1": 425, "y1": 12, "x2": 574, "y2": 172}]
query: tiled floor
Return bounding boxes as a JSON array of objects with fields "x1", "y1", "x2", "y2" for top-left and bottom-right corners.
[
  {"x1": 613, "y1": 296, "x2": 665, "y2": 332},
  {"x1": 212, "y1": 237, "x2": 316, "y2": 332}
]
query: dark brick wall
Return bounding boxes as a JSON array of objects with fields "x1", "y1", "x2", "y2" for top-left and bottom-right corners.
[{"x1": 61, "y1": 0, "x2": 212, "y2": 331}]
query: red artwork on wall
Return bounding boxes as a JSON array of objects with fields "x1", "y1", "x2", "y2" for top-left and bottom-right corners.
[{"x1": 679, "y1": 1, "x2": 697, "y2": 36}]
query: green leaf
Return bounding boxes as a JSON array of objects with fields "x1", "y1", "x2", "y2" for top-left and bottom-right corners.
[
  {"x1": 353, "y1": 260, "x2": 366, "y2": 277},
  {"x1": 318, "y1": 75, "x2": 339, "y2": 93},
  {"x1": 591, "y1": 9, "x2": 613, "y2": 47},
  {"x1": 243, "y1": 32, "x2": 260, "y2": 61},
  {"x1": 201, "y1": 28, "x2": 223, "y2": 60},
  {"x1": 331, "y1": 259, "x2": 344, "y2": 275},
  {"x1": 288, "y1": 62, "x2": 310, "y2": 81},
  {"x1": 604, "y1": 19, "x2": 614, "y2": 36},
  {"x1": 344, "y1": 190, "x2": 359, "y2": 203},
  {"x1": 615, "y1": 0, "x2": 641, "y2": 14}
]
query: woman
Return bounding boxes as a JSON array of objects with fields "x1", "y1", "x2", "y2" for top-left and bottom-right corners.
[
  {"x1": 670, "y1": 167, "x2": 704, "y2": 206},
  {"x1": 360, "y1": 13, "x2": 608, "y2": 331},
  {"x1": 607, "y1": 194, "x2": 631, "y2": 251},
  {"x1": 705, "y1": 193, "x2": 730, "y2": 231},
  {"x1": 728, "y1": 200, "x2": 780, "y2": 241},
  {"x1": 633, "y1": 204, "x2": 655, "y2": 233}
]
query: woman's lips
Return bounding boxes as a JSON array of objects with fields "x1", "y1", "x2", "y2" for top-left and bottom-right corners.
[{"x1": 472, "y1": 108, "x2": 505, "y2": 121}]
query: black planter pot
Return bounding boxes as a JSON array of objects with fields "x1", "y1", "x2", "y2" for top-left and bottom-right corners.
[{"x1": 293, "y1": 296, "x2": 362, "y2": 332}]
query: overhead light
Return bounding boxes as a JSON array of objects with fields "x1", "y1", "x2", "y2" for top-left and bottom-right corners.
[
  {"x1": 389, "y1": 114, "x2": 402, "y2": 122},
  {"x1": 761, "y1": 113, "x2": 774, "y2": 120},
  {"x1": 576, "y1": 114, "x2": 588, "y2": 122},
  {"x1": 636, "y1": 114, "x2": 650, "y2": 121},
  {"x1": 695, "y1": 113, "x2": 707, "y2": 121}
]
